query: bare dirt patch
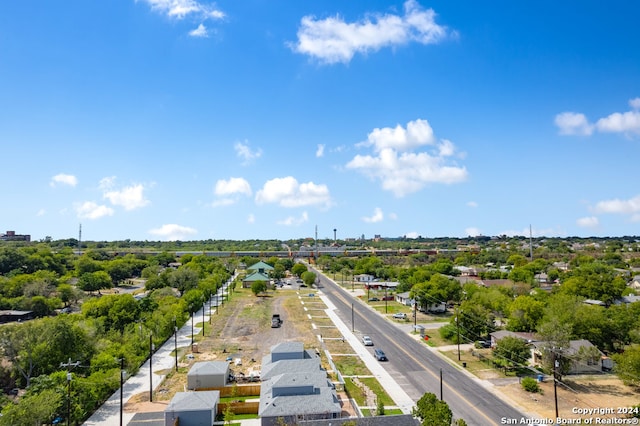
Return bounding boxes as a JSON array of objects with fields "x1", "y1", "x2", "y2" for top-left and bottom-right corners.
[{"x1": 494, "y1": 375, "x2": 639, "y2": 422}]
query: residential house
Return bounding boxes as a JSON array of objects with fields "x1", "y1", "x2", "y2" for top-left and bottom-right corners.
[
  {"x1": 489, "y1": 330, "x2": 538, "y2": 349},
  {"x1": 395, "y1": 292, "x2": 414, "y2": 306},
  {"x1": 531, "y1": 339, "x2": 608, "y2": 374},
  {"x1": 187, "y1": 361, "x2": 231, "y2": 390},
  {"x1": 164, "y1": 390, "x2": 219, "y2": 426},
  {"x1": 353, "y1": 274, "x2": 375, "y2": 283},
  {"x1": 259, "y1": 342, "x2": 342, "y2": 426}
]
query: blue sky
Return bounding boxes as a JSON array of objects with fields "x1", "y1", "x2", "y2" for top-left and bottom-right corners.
[{"x1": 1, "y1": 1, "x2": 640, "y2": 242}]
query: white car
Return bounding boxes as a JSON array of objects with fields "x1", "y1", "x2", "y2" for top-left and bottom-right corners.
[
  {"x1": 362, "y1": 335, "x2": 373, "y2": 346},
  {"x1": 392, "y1": 312, "x2": 407, "y2": 320}
]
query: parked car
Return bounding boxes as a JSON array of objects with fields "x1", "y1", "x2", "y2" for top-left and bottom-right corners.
[
  {"x1": 362, "y1": 335, "x2": 374, "y2": 346},
  {"x1": 374, "y1": 348, "x2": 387, "y2": 361},
  {"x1": 392, "y1": 312, "x2": 407, "y2": 320},
  {"x1": 368, "y1": 297, "x2": 380, "y2": 302},
  {"x1": 382, "y1": 296, "x2": 394, "y2": 301}
]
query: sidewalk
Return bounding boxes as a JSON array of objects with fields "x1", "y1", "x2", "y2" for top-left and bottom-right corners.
[
  {"x1": 321, "y1": 295, "x2": 416, "y2": 414},
  {"x1": 83, "y1": 280, "x2": 234, "y2": 426}
]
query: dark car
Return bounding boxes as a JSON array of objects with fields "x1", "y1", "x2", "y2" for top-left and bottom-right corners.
[
  {"x1": 374, "y1": 348, "x2": 387, "y2": 361},
  {"x1": 368, "y1": 297, "x2": 380, "y2": 302}
]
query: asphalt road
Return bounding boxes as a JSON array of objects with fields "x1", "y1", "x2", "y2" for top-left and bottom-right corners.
[{"x1": 311, "y1": 266, "x2": 527, "y2": 426}]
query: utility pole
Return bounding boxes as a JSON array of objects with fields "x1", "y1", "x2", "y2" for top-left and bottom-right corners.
[
  {"x1": 61, "y1": 358, "x2": 80, "y2": 426},
  {"x1": 440, "y1": 368, "x2": 443, "y2": 400},
  {"x1": 202, "y1": 297, "x2": 205, "y2": 336},
  {"x1": 149, "y1": 334, "x2": 154, "y2": 402},
  {"x1": 384, "y1": 285, "x2": 388, "y2": 314},
  {"x1": 351, "y1": 303, "x2": 354, "y2": 332},
  {"x1": 456, "y1": 307, "x2": 461, "y2": 361},
  {"x1": 553, "y1": 350, "x2": 559, "y2": 418}
]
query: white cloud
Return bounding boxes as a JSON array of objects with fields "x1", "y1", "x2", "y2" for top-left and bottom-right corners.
[
  {"x1": 465, "y1": 227, "x2": 481, "y2": 237},
  {"x1": 290, "y1": 0, "x2": 451, "y2": 64},
  {"x1": 103, "y1": 184, "x2": 150, "y2": 211},
  {"x1": 36, "y1": 209, "x2": 46, "y2": 217},
  {"x1": 255, "y1": 176, "x2": 332, "y2": 208},
  {"x1": 189, "y1": 23, "x2": 208, "y2": 37},
  {"x1": 404, "y1": 231, "x2": 420, "y2": 238},
  {"x1": 577, "y1": 216, "x2": 599, "y2": 228},
  {"x1": 388, "y1": 212, "x2": 398, "y2": 220},
  {"x1": 594, "y1": 195, "x2": 640, "y2": 216},
  {"x1": 556, "y1": 98, "x2": 640, "y2": 137},
  {"x1": 596, "y1": 111, "x2": 640, "y2": 135},
  {"x1": 148, "y1": 223, "x2": 198, "y2": 241},
  {"x1": 360, "y1": 119, "x2": 436, "y2": 152},
  {"x1": 234, "y1": 141, "x2": 263, "y2": 165},
  {"x1": 75, "y1": 201, "x2": 114, "y2": 220},
  {"x1": 215, "y1": 177, "x2": 252, "y2": 197},
  {"x1": 467, "y1": 201, "x2": 478, "y2": 208},
  {"x1": 362, "y1": 207, "x2": 384, "y2": 223},
  {"x1": 277, "y1": 211, "x2": 309, "y2": 226},
  {"x1": 316, "y1": 144, "x2": 325, "y2": 158},
  {"x1": 50, "y1": 173, "x2": 78, "y2": 187},
  {"x1": 138, "y1": 0, "x2": 225, "y2": 20},
  {"x1": 247, "y1": 214, "x2": 255, "y2": 224},
  {"x1": 554, "y1": 112, "x2": 593, "y2": 136},
  {"x1": 348, "y1": 119, "x2": 467, "y2": 197}
]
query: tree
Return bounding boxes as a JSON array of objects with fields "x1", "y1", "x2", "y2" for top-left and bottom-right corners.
[
  {"x1": 301, "y1": 271, "x2": 316, "y2": 287},
  {"x1": 57, "y1": 283, "x2": 75, "y2": 306},
  {"x1": 493, "y1": 336, "x2": 531, "y2": 367},
  {"x1": 169, "y1": 267, "x2": 199, "y2": 295},
  {"x1": 413, "y1": 392, "x2": 453, "y2": 426},
  {"x1": 613, "y1": 344, "x2": 640, "y2": 386},
  {"x1": 77, "y1": 271, "x2": 112, "y2": 293},
  {"x1": 291, "y1": 263, "x2": 307, "y2": 277},
  {"x1": 506, "y1": 295, "x2": 544, "y2": 332},
  {"x1": 0, "y1": 388, "x2": 62, "y2": 426},
  {"x1": 251, "y1": 281, "x2": 267, "y2": 296}
]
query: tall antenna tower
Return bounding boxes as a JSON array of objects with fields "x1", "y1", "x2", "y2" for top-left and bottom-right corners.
[
  {"x1": 529, "y1": 224, "x2": 533, "y2": 259},
  {"x1": 78, "y1": 223, "x2": 82, "y2": 255}
]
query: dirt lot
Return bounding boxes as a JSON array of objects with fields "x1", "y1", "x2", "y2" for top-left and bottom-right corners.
[{"x1": 126, "y1": 286, "x2": 339, "y2": 412}]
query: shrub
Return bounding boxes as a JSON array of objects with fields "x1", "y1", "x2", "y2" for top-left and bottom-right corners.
[{"x1": 521, "y1": 377, "x2": 540, "y2": 393}]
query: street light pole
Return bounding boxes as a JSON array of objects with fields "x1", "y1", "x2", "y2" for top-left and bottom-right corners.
[
  {"x1": 174, "y1": 319, "x2": 178, "y2": 372},
  {"x1": 191, "y1": 313, "x2": 194, "y2": 346},
  {"x1": 120, "y1": 357, "x2": 124, "y2": 426}
]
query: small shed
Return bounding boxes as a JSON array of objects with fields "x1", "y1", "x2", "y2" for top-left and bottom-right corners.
[
  {"x1": 164, "y1": 391, "x2": 219, "y2": 426},
  {"x1": 187, "y1": 361, "x2": 230, "y2": 390}
]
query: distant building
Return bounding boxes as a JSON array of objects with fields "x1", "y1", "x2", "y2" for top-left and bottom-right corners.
[{"x1": 0, "y1": 230, "x2": 30, "y2": 242}]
